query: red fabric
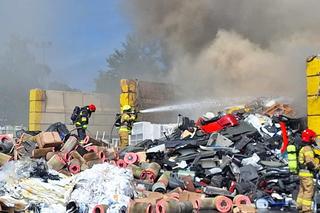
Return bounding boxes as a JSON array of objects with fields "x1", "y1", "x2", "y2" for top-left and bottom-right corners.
[{"x1": 279, "y1": 121, "x2": 289, "y2": 153}]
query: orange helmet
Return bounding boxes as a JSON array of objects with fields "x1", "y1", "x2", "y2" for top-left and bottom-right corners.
[
  {"x1": 88, "y1": 104, "x2": 96, "y2": 112},
  {"x1": 301, "y1": 129, "x2": 316, "y2": 143}
]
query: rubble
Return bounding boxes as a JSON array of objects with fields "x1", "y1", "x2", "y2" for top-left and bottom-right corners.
[{"x1": 0, "y1": 100, "x2": 313, "y2": 212}]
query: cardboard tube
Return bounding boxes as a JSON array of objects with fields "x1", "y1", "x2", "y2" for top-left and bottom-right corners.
[
  {"x1": 92, "y1": 204, "x2": 109, "y2": 213},
  {"x1": 116, "y1": 159, "x2": 127, "y2": 168},
  {"x1": 179, "y1": 201, "x2": 193, "y2": 213},
  {"x1": 141, "y1": 163, "x2": 161, "y2": 183},
  {"x1": 47, "y1": 154, "x2": 66, "y2": 171},
  {"x1": 61, "y1": 136, "x2": 78, "y2": 153},
  {"x1": 0, "y1": 152, "x2": 11, "y2": 166},
  {"x1": 46, "y1": 151, "x2": 56, "y2": 161},
  {"x1": 83, "y1": 135, "x2": 90, "y2": 144},
  {"x1": 124, "y1": 152, "x2": 139, "y2": 164},
  {"x1": 32, "y1": 147, "x2": 54, "y2": 158},
  {"x1": 85, "y1": 145, "x2": 98, "y2": 153},
  {"x1": 59, "y1": 152, "x2": 69, "y2": 163},
  {"x1": 179, "y1": 191, "x2": 202, "y2": 211},
  {"x1": 68, "y1": 159, "x2": 81, "y2": 174},
  {"x1": 83, "y1": 152, "x2": 99, "y2": 162},
  {"x1": 233, "y1": 195, "x2": 251, "y2": 206},
  {"x1": 98, "y1": 151, "x2": 106, "y2": 162},
  {"x1": 86, "y1": 159, "x2": 103, "y2": 168},
  {"x1": 200, "y1": 196, "x2": 232, "y2": 213},
  {"x1": 128, "y1": 164, "x2": 143, "y2": 179},
  {"x1": 88, "y1": 137, "x2": 104, "y2": 146},
  {"x1": 214, "y1": 196, "x2": 233, "y2": 213},
  {"x1": 70, "y1": 151, "x2": 86, "y2": 165},
  {"x1": 156, "y1": 199, "x2": 181, "y2": 213},
  {"x1": 129, "y1": 202, "x2": 152, "y2": 213}
]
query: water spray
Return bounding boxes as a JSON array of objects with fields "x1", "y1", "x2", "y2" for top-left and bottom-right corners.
[
  {"x1": 139, "y1": 96, "x2": 255, "y2": 114},
  {"x1": 139, "y1": 96, "x2": 293, "y2": 114}
]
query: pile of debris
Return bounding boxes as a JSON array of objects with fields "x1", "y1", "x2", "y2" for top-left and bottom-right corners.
[
  {"x1": 0, "y1": 122, "x2": 118, "y2": 175},
  {"x1": 0, "y1": 100, "x2": 311, "y2": 212},
  {"x1": 118, "y1": 100, "x2": 305, "y2": 212}
]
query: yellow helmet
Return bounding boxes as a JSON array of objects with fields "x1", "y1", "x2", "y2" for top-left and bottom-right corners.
[{"x1": 122, "y1": 105, "x2": 131, "y2": 111}]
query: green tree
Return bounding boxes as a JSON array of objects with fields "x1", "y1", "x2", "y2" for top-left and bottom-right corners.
[{"x1": 95, "y1": 35, "x2": 169, "y2": 101}]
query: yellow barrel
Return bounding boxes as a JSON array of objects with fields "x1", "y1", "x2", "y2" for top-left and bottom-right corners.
[
  {"x1": 29, "y1": 89, "x2": 45, "y2": 131},
  {"x1": 119, "y1": 79, "x2": 137, "y2": 112}
]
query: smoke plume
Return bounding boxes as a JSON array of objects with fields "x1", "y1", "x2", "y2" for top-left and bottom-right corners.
[{"x1": 124, "y1": 0, "x2": 320, "y2": 114}]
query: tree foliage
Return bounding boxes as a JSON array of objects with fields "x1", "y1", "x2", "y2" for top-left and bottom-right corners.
[{"x1": 95, "y1": 35, "x2": 169, "y2": 98}]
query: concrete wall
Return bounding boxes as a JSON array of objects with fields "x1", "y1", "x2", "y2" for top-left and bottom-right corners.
[
  {"x1": 29, "y1": 81, "x2": 178, "y2": 139},
  {"x1": 29, "y1": 89, "x2": 118, "y2": 138}
]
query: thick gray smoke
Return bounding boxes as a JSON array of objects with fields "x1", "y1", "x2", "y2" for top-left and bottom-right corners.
[
  {"x1": 124, "y1": 0, "x2": 320, "y2": 115},
  {"x1": 0, "y1": 1, "x2": 75, "y2": 125}
]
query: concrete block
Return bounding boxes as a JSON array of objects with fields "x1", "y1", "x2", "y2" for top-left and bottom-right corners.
[
  {"x1": 64, "y1": 92, "x2": 83, "y2": 111},
  {"x1": 40, "y1": 112, "x2": 66, "y2": 124},
  {"x1": 100, "y1": 94, "x2": 118, "y2": 111},
  {"x1": 45, "y1": 91, "x2": 65, "y2": 113},
  {"x1": 91, "y1": 114, "x2": 109, "y2": 126}
]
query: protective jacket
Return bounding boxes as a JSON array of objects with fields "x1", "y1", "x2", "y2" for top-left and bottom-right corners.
[
  {"x1": 71, "y1": 106, "x2": 93, "y2": 129},
  {"x1": 298, "y1": 145, "x2": 319, "y2": 177},
  {"x1": 119, "y1": 112, "x2": 136, "y2": 133},
  {"x1": 297, "y1": 144, "x2": 320, "y2": 212}
]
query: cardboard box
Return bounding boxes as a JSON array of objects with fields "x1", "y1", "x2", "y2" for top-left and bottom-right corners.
[{"x1": 36, "y1": 132, "x2": 63, "y2": 148}]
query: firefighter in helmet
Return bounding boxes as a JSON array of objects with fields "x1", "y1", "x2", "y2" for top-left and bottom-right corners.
[
  {"x1": 71, "y1": 104, "x2": 96, "y2": 140},
  {"x1": 118, "y1": 105, "x2": 136, "y2": 148},
  {"x1": 296, "y1": 128, "x2": 319, "y2": 212}
]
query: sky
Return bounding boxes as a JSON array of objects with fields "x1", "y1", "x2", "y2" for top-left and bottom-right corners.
[{"x1": 0, "y1": 0, "x2": 131, "y2": 91}]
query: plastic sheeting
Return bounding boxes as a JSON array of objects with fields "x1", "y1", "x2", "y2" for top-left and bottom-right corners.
[
  {"x1": 0, "y1": 159, "x2": 135, "y2": 212},
  {"x1": 0, "y1": 159, "x2": 72, "y2": 212},
  {"x1": 68, "y1": 163, "x2": 134, "y2": 213}
]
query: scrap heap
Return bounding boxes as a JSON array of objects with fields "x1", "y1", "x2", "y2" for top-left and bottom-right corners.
[{"x1": 0, "y1": 99, "x2": 314, "y2": 212}]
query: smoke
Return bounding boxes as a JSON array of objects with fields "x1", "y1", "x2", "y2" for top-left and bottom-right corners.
[
  {"x1": 124, "y1": 0, "x2": 320, "y2": 115},
  {"x1": 0, "y1": 1, "x2": 74, "y2": 125}
]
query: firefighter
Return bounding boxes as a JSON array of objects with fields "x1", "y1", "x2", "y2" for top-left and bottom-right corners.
[
  {"x1": 118, "y1": 105, "x2": 136, "y2": 148},
  {"x1": 71, "y1": 104, "x2": 96, "y2": 140},
  {"x1": 296, "y1": 128, "x2": 319, "y2": 212}
]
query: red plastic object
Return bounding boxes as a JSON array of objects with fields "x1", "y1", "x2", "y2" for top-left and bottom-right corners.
[
  {"x1": 196, "y1": 114, "x2": 238, "y2": 134},
  {"x1": 279, "y1": 121, "x2": 289, "y2": 153},
  {"x1": 229, "y1": 181, "x2": 237, "y2": 193},
  {"x1": 302, "y1": 128, "x2": 317, "y2": 143}
]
